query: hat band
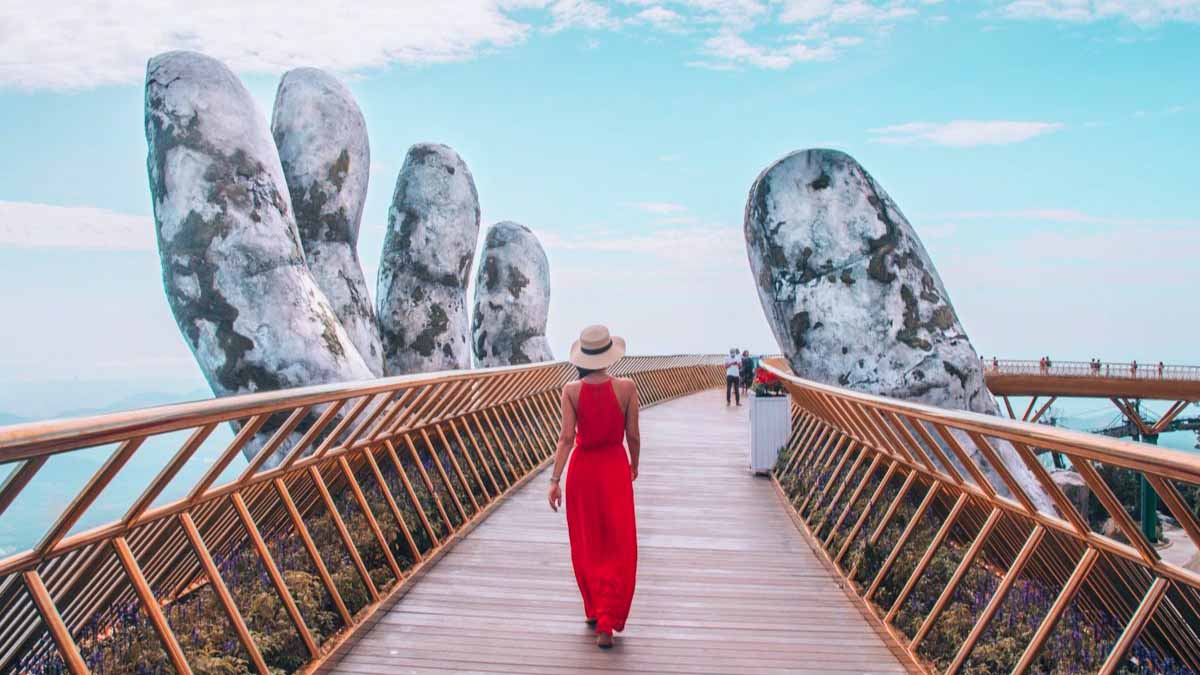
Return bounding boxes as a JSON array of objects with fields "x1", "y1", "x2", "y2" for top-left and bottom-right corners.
[{"x1": 581, "y1": 340, "x2": 613, "y2": 355}]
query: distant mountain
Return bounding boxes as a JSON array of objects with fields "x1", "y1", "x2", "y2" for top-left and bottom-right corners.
[
  {"x1": 0, "y1": 388, "x2": 212, "y2": 426},
  {"x1": 55, "y1": 388, "x2": 213, "y2": 419}
]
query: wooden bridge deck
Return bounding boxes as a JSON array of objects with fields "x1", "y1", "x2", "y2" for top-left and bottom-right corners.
[{"x1": 324, "y1": 388, "x2": 908, "y2": 674}]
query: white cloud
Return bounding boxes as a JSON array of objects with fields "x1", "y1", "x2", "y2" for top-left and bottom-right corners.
[
  {"x1": 548, "y1": 0, "x2": 620, "y2": 31},
  {"x1": 0, "y1": 1, "x2": 539, "y2": 89},
  {"x1": 630, "y1": 201, "x2": 689, "y2": 214},
  {"x1": 0, "y1": 201, "x2": 155, "y2": 250},
  {"x1": 690, "y1": 0, "x2": 919, "y2": 69},
  {"x1": 868, "y1": 120, "x2": 1063, "y2": 146},
  {"x1": 696, "y1": 30, "x2": 858, "y2": 69},
  {"x1": 0, "y1": 0, "x2": 938, "y2": 88},
  {"x1": 541, "y1": 224, "x2": 744, "y2": 268},
  {"x1": 636, "y1": 5, "x2": 687, "y2": 29},
  {"x1": 941, "y1": 208, "x2": 1200, "y2": 227},
  {"x1": 994, "y1": 0, "x2": 1200, "y2": 25},
  {"x1": 778, "y1": 0, "x2": 918, "y2": 24}
]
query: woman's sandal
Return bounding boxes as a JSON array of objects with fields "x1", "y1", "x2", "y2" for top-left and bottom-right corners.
[
  {"x1": 596, "y1": 632, "x2": 614, "y2": 649},
  {"x1": 586, "y1": 617, "x2": 598, "y2": 627}
]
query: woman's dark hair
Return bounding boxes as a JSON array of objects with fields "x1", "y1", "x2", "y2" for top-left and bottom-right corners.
[{"x1": 577, "y1": 366, "x2": 601, "y2": 379}]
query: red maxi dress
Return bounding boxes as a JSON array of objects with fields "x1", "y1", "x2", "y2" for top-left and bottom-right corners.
[{"x1": 565, "y1": 379, "x2": 638, "y2": 635}]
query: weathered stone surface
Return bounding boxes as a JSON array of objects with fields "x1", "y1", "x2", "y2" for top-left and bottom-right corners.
[
  {"x1": 1050, "y1": 469, "x2": 1091, "y2": 521},
  {"x1": 472, "y1": 221, "x2": 553, "y2": 367},
  {"x1": 744, "y1": 148, "x2": 1051, "y2": 511},
  {"x1": 272, "y1": 67, "x2": 384, "y2": 376},
  {"x1": 145, "y1": 51, "x2": 375, "y2": 461},
  {"x1": 377, "y1": 143, "x2": 480, "y2": 374}
]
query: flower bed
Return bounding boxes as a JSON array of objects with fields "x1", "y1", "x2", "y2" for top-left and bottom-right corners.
[
  {"x1": 774, "y1": 444, "x2": 1190, "y2": 673},
  {"x1": 17, "y1": 435, "x2": 492, "y2": 675},
  {"x1": 750, "y1": 367, "x2": 787, "y2": 397}
]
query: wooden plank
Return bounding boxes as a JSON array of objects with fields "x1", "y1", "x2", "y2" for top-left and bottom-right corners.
[{"x1": 323, "y1": 389, "x2": 909, "y2": 675}]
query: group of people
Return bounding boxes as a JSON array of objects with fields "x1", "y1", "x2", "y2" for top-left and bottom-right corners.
[
  {"x1": 724, "y1": 348, "x2": 756, "y2": 406},
  {"x1": 983, "y1": 356, "x2": 1169, "y2": 378}
]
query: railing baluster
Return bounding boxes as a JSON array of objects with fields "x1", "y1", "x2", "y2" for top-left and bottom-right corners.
[
  {"x1": 435, "y1": 425, "x2": 483, "y2": 511},
  {"x1": 38, "y1": 437, "x2": 145, "y2": 556},
  {"x1": 1072, "y1": 458, "x2": 1160, "y2": 565},
  {"x1": 0, "y1": 457, "x2": 47, "y2": 521},
  {"x1": 305, "y1": 467, "x2": 380, "y2": 601},
  {"x1": 884, "y1": 492, "x2": 968, "y2": 622},
  {"x1": 835, "y1": 461, "x2": 898, "y2": 566},
  {"x1": 1098, "y1": 577, "x2": 1170, "y2": 675},
  {"x1": 868, "y1": 471, "x2": 917, "y2": 546},
  {"x1": 22, "y1": 570, "x2": 88, "y2": 675},
  {"x1": 484, "y1": 407, "x2": 531, "y2": 473},
  {"x1": 124, "y1": 424, "x2": 216, "y2": 526},
  {"x1": 402, "y1": 433, "x2": 455, "y2": 530},
  {"x1": 1012, "y1": 547, "x2": 1100, "y2": 673},
  {"x1": 279, "y1": 399, "x2": 347, "y2": 470},
  {"x1": 189, "y1": 415, "x2": 268, "y2": 499},
  {"x1": 806, "y1": 442, "x2": 864, "y2": 520},
  {"x1": 239, "y1": 405, "x2": 312, "y2": 479},
  {"x1": 866, "y1": 482, "x2": 941, "y2": 601},
  {"x1": 178, "y1": 512, "x2": 270, "y2": 674},
  {"x1": 338, "y1": 456, "x2": 405, "y2": 580},
  {"x1": 946, "y1": 525, "x2": 1045, "y2": 674},
  {"x1": 824, "y1": 455, "x2": 883, "y2": 548},
  {"x1": 229, "y1": 492, "x2": 321, "y2": 658},
  {"x1": 965, "y1": 431, "x2": 1038, "y2": 514},
  {"x1": 274, "y1": 477, "x2": 354, "y2": 625},
  {"x1": 359, "y1": 448, "x2": 423, "y2": 563},
  {"x1": 385, "y1": 439, "x2": 441, "y2": 547},
  {"x1": 909, "y1": 506, "x2": 1002, "y2": 650},
  {"x1": 419, "y1": 428, "x2": 471, "y2": 521},
  {"x1": 498, "y1": 404, "x2": 538, "y2": 469},
  {"x1": 112, "y1": 536, "x2": 193, "y2": 673},
  {"x1": 451, "y1": 416, "x2": 505, "y2": 493}
]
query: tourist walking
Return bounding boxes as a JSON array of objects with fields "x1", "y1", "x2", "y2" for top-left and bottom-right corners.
[
  {"x1": 724, "y1": 348, "x2": 741, "y2": 406},
  {"x1": 547, "y1": 325, "x2": 640, "y2": 650}
]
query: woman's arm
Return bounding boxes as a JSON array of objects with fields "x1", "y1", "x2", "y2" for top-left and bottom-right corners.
[
  {"x1": 624, "y1": 382, "x2": 641, "y2": 481},
  {"x1": 547, "y1": 386, "x2": 577, "y2": 512}
]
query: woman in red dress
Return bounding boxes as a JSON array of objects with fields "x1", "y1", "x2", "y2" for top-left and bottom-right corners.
[{"x1": 547, "y1": 324, "x2": 640, "y2": 649}]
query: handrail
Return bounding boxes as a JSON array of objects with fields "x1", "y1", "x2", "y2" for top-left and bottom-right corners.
[
  {"x1": 986, "y1": 359, "x2": 1200, "y2": 381},
  {"x1": 766, "y1": 361, "x2": 1200, "y2": 673},
  {"x1": 0, "y1": 355, "x2": 725, "y2": 673}
]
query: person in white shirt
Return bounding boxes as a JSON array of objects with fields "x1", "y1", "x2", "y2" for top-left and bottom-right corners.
[{"x1": 724, "y1": 348, "x2": 741, "y2": 406}]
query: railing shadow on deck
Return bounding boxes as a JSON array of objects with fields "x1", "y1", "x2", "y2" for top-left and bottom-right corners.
[
  {"x1": 0, "y1": 356, "x2": 724, "y2": 674},
  {"x1": 766, "y1": 360, "x2": 1200, "y2": 674}
]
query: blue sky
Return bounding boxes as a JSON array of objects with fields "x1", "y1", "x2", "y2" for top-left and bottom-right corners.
[{"x1": 0, "y1": 0, "x2": 1198, "y2": 417}]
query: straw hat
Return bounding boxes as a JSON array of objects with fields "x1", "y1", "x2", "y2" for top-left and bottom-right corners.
[{"x1": 568, "y1": 324, "x2": 626, "y2": 370}]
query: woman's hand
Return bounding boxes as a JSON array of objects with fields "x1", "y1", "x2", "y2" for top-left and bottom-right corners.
[
  {"x1": 630, "y1": 464, "x2": 639, "y2": 482},
  {"x1": 548, "y1": 481, "x2": 562, "y2": 512}
]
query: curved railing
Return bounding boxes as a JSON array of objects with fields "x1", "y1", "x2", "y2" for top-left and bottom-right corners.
[
  {"x1": 767, "y1": 362, "x2": 1200, "y2": 674},
  {"x1": 986, "y1": 359, "x2": 1200, "y2": 381},
  {"x1": 0, "y1": 355, "x2": 724, "y2": 674}
]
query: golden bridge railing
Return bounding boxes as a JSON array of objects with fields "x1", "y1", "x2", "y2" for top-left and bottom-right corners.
[
  {"x1": 767, "y1": 362, "x2": 1200, "y2": 674},
  {"x1": 987, "y1": 359, "x2": 1200, "y2": 381},
  {"x1": 0, "y1": 355, "x2": 724, "y2": 674}
]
